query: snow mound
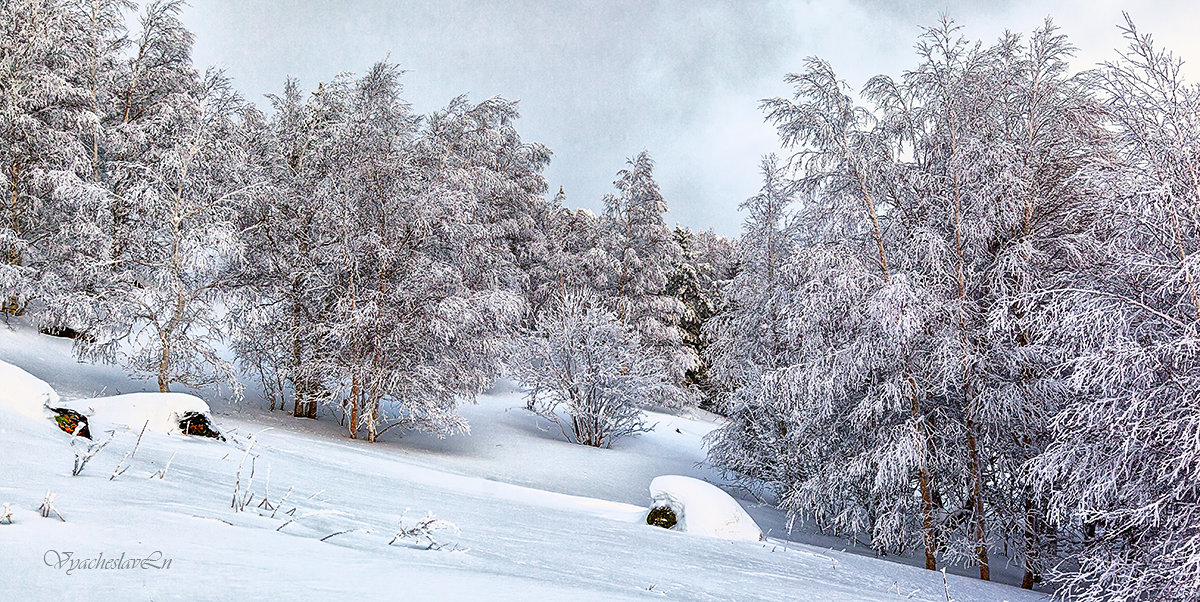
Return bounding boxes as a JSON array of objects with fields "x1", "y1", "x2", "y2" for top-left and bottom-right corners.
[
  {"x1": 648, "y1": 475, "x2": 763, "y2": 541},
  {"x1": 0, "y1": 360, "x2": 58, "y2": 420},
  {"x1": 57, "y1": 392, "x2": 215, "y2": 435}
]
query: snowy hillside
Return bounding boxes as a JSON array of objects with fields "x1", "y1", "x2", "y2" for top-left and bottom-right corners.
[{"x1": 0, "y1": 325, "x2": 1045, "y2": 601}]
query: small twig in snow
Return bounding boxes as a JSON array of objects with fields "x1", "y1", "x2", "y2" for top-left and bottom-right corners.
[
  {"x1": 388, "y1": 509, "x2": 462, "y2": 550},
  {"x1": 270, "y1": 487, "x2": 294, "y2": 519},
  {"x1": 110, "y1": 420, "x2": 149, "y2": 480},
  {"x1": 70, "y1": 425, "x2": 113, "y2": 477},
  {"x1": 320, "y1": 528, "x2": 372, "y2": 542},
  {"x1": 192, "y1": 515, "x2": 233, "y2": 526},
  {"x1": 150, "y1": 452, "x2": 176, "y2": 479},
  {"x1": 231, "y1": 436, "x2": 259, "y2": 512},
  {"x1": 39, "y1": 491, "x2": 64, "y2": 521},
  {"x1": 276, "y1": 509, "x2": 350, "y2": 532}
]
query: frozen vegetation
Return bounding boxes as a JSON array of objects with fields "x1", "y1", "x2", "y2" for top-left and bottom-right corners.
[{"x1": 648, "y1": 475, "x2": 764, "y2": 542}]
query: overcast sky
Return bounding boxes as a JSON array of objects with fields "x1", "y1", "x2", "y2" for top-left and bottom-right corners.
[{"x1": 184, "y1": 1, "x2": 1200, "y2": 237}]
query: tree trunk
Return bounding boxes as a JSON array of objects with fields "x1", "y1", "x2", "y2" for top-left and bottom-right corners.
[
  {"x1": 1020, "y1": 480, "x2": 1043, "y2": 589},
  {"x1": 348, "y1": 374, "x2": 360, "y2": 439},
  {"x1": 292, "y1": 391, "x2": 308, "y2": 417},
  {"x1": 909, "y1": 375, "x2": 937, "y2": 571},
  {"x1": 366, "y1": 396, "x2": 378, "y2": 443},
  {"x1": 950, "y1": 155, "x2": 990, "y2": 581},
  {"x1": 966, "y1": 419, "x2": 990, "y2": 580},
  {"x1": 290, "y1": 295, "x2": 309, "y2": 417},
  {"x1": 7, "y1": 161, "x2": 19, "y2": 267},
  {"x1": 157, "y1": 342, "x2": 171, "y2": 393},
  {"x1": 4, "y1": 162, "x2": 22, "y2": 315}
]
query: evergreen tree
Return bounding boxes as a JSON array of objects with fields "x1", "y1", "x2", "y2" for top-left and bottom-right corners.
[
  {"x1": 598, "y1": 151, "x2": 692, "y2": 407},
  {"x1": 665, "y1": 226, "x2": 711, "y2": 393}
]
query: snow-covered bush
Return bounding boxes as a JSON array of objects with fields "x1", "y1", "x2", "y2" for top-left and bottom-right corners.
[
  {"x1": 56, "y1": 392, "x2": 221, "y2": 438},
  {"x1": 514, "y1": 292, "x2": 667, "y2": 448},
  {"x1": 646, "y1": 476, "x2": 762, "y2": 541}
]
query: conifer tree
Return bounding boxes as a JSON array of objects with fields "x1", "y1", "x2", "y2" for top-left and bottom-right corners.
[{"x1": 598, "y1": 151, "x2": 692, "y2": 407}]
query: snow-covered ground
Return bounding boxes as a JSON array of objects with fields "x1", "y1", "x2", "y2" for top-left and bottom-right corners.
[{"x1": 0, "y1": 322, "x2": 1047, "y2": 601}]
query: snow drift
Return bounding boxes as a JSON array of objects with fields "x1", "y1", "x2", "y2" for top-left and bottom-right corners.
[
  {"x1": 0, "y1": 359, "x2": 58, "y2": 420},
  {"x1": 647, "y1": 475, "x2": 763, "y2": 541}
]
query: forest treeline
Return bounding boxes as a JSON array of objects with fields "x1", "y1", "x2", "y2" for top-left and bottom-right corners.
[{"x1": 3, "y1": 2, "x2": 1198, "y2": 599}]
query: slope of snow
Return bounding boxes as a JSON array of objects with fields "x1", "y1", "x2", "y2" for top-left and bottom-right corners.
[
  {"x1": 0, "y1": 323, "x2": 1049, "y2": 601},
  {"x1": 0, "y1": 359, "x2": 58, "y2": 420},
  {"x1": 649, "y1": 475, "x2": 763, "y2": 541},
  {"x1": 57, "y1": 392, "x2": 212, "y2": 434}
]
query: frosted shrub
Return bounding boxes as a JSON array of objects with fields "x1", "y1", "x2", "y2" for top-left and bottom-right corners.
[{"x1": 514, "y1": 292, "x2": 666, "y2": 448}]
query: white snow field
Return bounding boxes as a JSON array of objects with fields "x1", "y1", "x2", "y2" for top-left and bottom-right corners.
[{"x1": 0, "y1": 323, "x2": 1047, "y2": 601}]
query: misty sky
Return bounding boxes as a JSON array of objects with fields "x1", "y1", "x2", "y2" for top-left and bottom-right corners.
[{"x1": 183, "y1": 1, "x2": 1200, "y2": 237}]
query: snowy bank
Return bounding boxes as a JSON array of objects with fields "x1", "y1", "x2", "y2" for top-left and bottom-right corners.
[
  {"x1": 647, "y1": 475, "x2": 763, "y2": 541},
  {"x1": 0, "y1": 359, "x2": 59, "y2": 420}
]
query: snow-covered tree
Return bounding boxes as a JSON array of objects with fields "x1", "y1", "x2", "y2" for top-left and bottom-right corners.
[
  {"x1": 311, "y1": 70, "x2": 530, "y2": 440},
  {"x1": 1028, "y1": 16, "x2": 1200, "y2": 601},
  {"x1": 859, "y1": 18, "x2": 1108, "y2": 581},
  {"x1": 526, "y1": 187, "x2": 604, "y2": 328},
  {"x1": 0, "y1": 0, "x2": 120, "y2": 320},
  {"x1": 438, "y1": 96, "x2": 552, "y2": 312},
  {"x1": 0, "y1": 0, "x2": 261, "y2": 395},
  {"x1": 513, "y1": 291, "x2": 665, "y2": 448},
  {"x1": 597, "y1": 151, "x2": 693, "y2": 407},
  {"x1": 666, "y1": 226, "x2": 713, "y2": 396},
  {"x1": 705, "y1": 156, "x2": 799, "y2": 395},
  {"x1": 229, "y1": 75, "x2": 345, "y2": 416},
  {"x1": 704, "y1": 155, "x2": 808, "y2": 491},
  {"x1": 104, "y1": 0, "x2": 197, "y2": 269},
  {"x1": 709, "y1": 19, "x2": 1112, "y2": 585},
  {"x1": 79, "y1": 68, "x2": 260, "y2": 395},
  {"x1": 712, "y1": 43, "x2": 957, "y2": 569},
  {"x1": 664, "y1": 226, "x2": 734, "y2": 402},
  {"x1": 231, "y1": 68, "x2": 542, "y2": 438}
]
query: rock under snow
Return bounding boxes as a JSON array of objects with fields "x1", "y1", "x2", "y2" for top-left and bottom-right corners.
[
  {"x1": 57, "y1": 392, "x2": 219, "y2": 436},
  {"x1": 647, "y1": 475, "x2": 763, "y2": 541},
  {"x1": 0, "y1": 360, "x2": 58, "y2": 420}
]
